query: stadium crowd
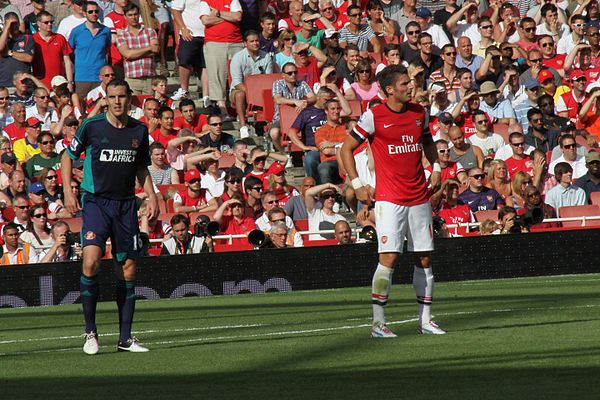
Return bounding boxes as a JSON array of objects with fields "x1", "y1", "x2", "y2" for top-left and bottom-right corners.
[{"x1": 2, "y1": 0, "x2": 600, "y2": 264}]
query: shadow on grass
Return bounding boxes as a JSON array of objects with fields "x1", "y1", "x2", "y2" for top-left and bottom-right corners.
[{"x1": 3, "y1": 365, "x2": 600, "y2": 400}]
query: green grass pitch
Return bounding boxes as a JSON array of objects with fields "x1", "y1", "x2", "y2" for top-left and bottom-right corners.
[{"x1": 2, "y1": 274, "x2": 600, "y2": 399}]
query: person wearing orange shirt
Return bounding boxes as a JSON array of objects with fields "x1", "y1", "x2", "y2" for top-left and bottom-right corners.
[{"x1": 315, "y1": 98, "x2": 348, "y2": 184}]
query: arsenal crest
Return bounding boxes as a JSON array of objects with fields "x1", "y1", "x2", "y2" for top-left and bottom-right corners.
[
  {"x1": 416, "y1": 119, "x2": 422, "y2": 127},
  {"x1": 85, "y1": 231, "x2": 95, "y2": 240},
  {"x1": 381, "y1": 236, "x2": 388, "y2": 244}
]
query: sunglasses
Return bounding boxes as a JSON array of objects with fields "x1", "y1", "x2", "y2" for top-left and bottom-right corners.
[
  {"x1": 471, "y1": 174, "x2": 485, "y2": 180},
  {"x1": 437, "y1": 149, "x2": 448, "y2": 153},
  {"x1": 37, "y1": 95, "x2": 49, "y2": 99},
  {"x1": 589, "y1": 32, "x2": 600, "y2": 37},
  {"x1": 252, "y1": 186, "x2": 264, "y2": 191},
  {"x1": 28, "y1": 124, "x2": 42, "y2": 129},
  {"x1": 524, "y1": 27, "x2": 536, "y2": 33},
  {"x1": 476, "y1": 120, "x2": 488, "y2": 125},
  {"x1": 209, "y1": 122, "x2": 222, "y2": 127},
  {"x1": 271, "y1": 218, "x2": 285, "y2": 223},
  {"x1": 254, "y1": 157, "x2": 266, "y2": 163},
  {"x1": 228, "y1": 179, "x2": 242, "y2": 184},
  {"x1": 358, "y1": 69, "x2": 371, "y2": 73},
  {"x1": 103, "y1": 73, "x2": 115, "y2": 77},
  {"x1": 66, "y1": 123, "x2": 79, "y2": 127},
  {"x1": 188, "y1": 178, "x2": 201, "y2": 184},
  {"x1": 445, "y1": 51, "x2": 457, "y2": 56},
  {"x1": 321, "y1": 6, "x2": 333, "y2": 11},
  {"x1": 46, "y1": 175, "x2": 58, "y2": 180},
  {"x1": 529, "y1": 58, "x2": 542, "y2": 63},
  {"x1": 266, "y1": 200, "x2": 279, "y2": 205},
  {"x1": 33, "y1": 213, "x2": 47, "y2": 218},
  {"x1": 284, "y1": 70, "x2": 298, "y2": 76},
  {"x1": 87, "y1": 9, "x2": 99, "y2": 14},
  {"x1": 407, "y1": 30, "x2": 421, "y2": 35},
  {"x1": 541, "y1": 42, "x2": 553, "y2": 47},
  {"x1": 562, "y1": 143, "x2": 576, "y2": 149},
  {"x1": 321, "y1": 193, "x2": 336, "y2": 199},
  {"x1": 230, "y1": 203, "x2": 243, "y2": 209},
  {"x1": 574, "y1": 23, "x2": 585, "y2": 28},
  {"x1": 480, "y1": 25, "x2": 493, "y2": 29},
  {"x1": 284, "y1": 38, "x2": 295, "y2": 41},
  {"x1": 530, "y1": 118, "x2": 543, "y2": 122},
  {"x1": 511, "y1": 142, "x2": 525, "y2": 147},
  {"x1": 527, "y1": 192, "x2": 541, "y2": 198},
  {"x1": 15, "y1": 205, "x2": 30, "y2": 209},
  {"x1": 0, "y1": 97, "x2": 8, "y2": 100},
  {"x1": 349, "y1": 13, "x2": 361, "y2": 17},
  {"x1": 40, "y1": 20, "x2": 53, "y2": 25},
  {"x1": 41, "y1": 140, "x2": 54, "y2": 145}
]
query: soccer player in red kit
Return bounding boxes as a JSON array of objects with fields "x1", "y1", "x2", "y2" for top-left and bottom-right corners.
[{"x1": 340, "y1": 65, "x2": 446, "y2": 337}]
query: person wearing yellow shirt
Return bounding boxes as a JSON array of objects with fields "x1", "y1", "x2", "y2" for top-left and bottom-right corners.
[{"x1": 13, "y1": 117, "x2": 42, "y2": 162}]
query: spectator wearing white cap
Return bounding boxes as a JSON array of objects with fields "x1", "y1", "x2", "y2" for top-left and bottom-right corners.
[
  {"x1": 429, "y1": 83, "x2": 454, "y2": 116},
  {"x1": 415, "y1": 6, "x2": 450, "y2": 50}
]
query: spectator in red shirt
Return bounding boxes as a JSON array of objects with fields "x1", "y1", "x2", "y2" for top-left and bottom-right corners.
[
  {"x1": 199, "y1": 0, "x2": 244, "y2": 118},
  {"x1": 278, "y1": 1, "x2": 303, "y2": 32},
  {"x1": 505, "y1": 132, "x2": 535, "y2": 178},
  {"x1": 151, "y1": 106, "x2": 176, "y2": 149},
  {"x1": 173, "y1": 168, "x2": 218, "y2": 214},
  {"x1": 139, "y1": 97, "x2": 160, "y2": 132},
  {"x1": 173, "y1": 98, "x2": 208, "y2": 135},
  {"x1": 292, "y1": 42, "x2": 327, "y2": 88},
  {"x1": 1, "y1": 103, "x2": 27, "y2": 144},
  {"x1": 32, "y1": 10, "x2": 74, "y2": 90},
  {"x1": 431, "y1": 179, "x2": 475, "y2": 235},
  {"x1": 556, "y1": 69, "x2": 589, "y2": 124},
  {"x1": 538, "y1": 35, "x2": 565, "y2": 77},
  {"x1": 214, "y1": 193, "x2": 257, "y2": 244},
  {"x1": 266, "y1": 161, "x2": 299, "y2": 207},
  {"x1": 436, "y1": 139, "x2": 467, "y2": 184},
  {"x1": 451, "y1": 89, "x2": 481, "y2": 138}
]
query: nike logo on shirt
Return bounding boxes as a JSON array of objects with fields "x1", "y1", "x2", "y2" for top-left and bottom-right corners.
[{"x1": 384, "y1": 124, "x2": 394, "y2": 128}]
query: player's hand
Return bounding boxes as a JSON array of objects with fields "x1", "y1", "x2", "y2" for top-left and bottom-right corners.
[
  {"x1": 64, "y1": 190, "x2": 81, "y2": 215},
  {"x1": 146, "y1": 193, "x2": 159, "y2": 221},
  {"x1": 355, "y1": 186, "x2": 374, "y2": 206}
]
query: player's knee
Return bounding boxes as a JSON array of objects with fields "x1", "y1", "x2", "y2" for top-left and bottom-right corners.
[
  {"x1": 120, "y1": 260, "x2": 137, "y2": 281},
  {"x1": 413, "y1": 252, "x2": 431, "y2": 268},
  {"x1": 379, "y1": 252, "x2": 398, "y2": 268}
]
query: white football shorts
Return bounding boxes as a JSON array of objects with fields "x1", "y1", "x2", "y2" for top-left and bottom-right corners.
[{"x1": 374, "y1": 200, "x2": 434, "y2": 253}]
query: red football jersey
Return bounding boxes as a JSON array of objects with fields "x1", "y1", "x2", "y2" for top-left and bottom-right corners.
[
  {"x1": 174, "y1": 114, "x2": 208, "y2": 133},
  {"x1": 505, "y1": 156, "x2": 534, "y2": 178},
  {"x1": 353, "y1": 103, "x2": 430, "y2": 206},
  {"x1": 2, "y1": 123, "x2": 26, "y2": 144},
  {"x1": 436, "y1": 202, "x2": 473, "y2": 235}
]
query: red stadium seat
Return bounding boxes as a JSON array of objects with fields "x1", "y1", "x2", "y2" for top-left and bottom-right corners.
[
  {"x1": 219, "y1": 153, "x2": 236, "y2": 169},
  {"x1": 558, "y1": 205, "x2": 600, "y2": 227},
  {"x1": 493, "y1": 123, "x2": 510, "y2": 144},
  {"x1": 158, "y1": 212, "x2": 181, "y2": 225},
  {"x1": 165, "y1": 198, "x2": 175, "y2": 213},
  {"x1": 61, "y1": 217, "x2": 83, "y2": 233},
  {"x1": 590, "y1": 191, "x2": 600, "y2": 206},
  {"x1": 280, "y1": 105, "x2": 302, "y2": 152},
  {"x1": 147, "y1": 247, "x2": 162, "y2": 256},
  {"x1": 245, "y1": 73, "x2": 280, "y2": 123},
  {"x1": 474, "y1": 209, "x2": 500, "y2": 222},
  {"x1": 294, "y1": 219, "x2": 308, "y2": 231}
]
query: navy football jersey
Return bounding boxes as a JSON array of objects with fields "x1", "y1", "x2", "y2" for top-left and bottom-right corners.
[{"x1": 66, "y1": 114, "x2": 150, "y2": 200}]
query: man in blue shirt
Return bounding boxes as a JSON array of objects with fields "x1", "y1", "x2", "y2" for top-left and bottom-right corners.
[
  {"x1": 62, "y1": 79, "x2": 159, "y2": 355},
  {"x1": 458, "y1": 167, "x2": 505, "y2": 213},
  {"x1": 69, "y1": 1, "x2": 111, "y2": 100}
]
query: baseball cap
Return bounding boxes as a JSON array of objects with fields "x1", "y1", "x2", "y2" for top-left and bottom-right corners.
[
  {"x1": 72, "y1": 158, "x2": 84, "y2": 169},
  {"x1": 569, "y1": 69, "x2": 586, "y2": 81},
  {"x1": 184, "y1": 168, "x2": 201, "y2": 183},
  {"x1": 51, "y1": 75, "x2": 68, "y2": 87},
  {"x1": 429, "y1": 82, "x2": 446, "y2": 94},
  {"x1": 415, "y1": 7, "x2": 432, "y2": 18},
  {"x1": 586, "y1": 151, "x2": 600, "y2": 163},
  {"x1": 524, "y1": 78, "x2": 540, "y2": 90},
  {"x1": 537, "y1": 69, "x2": 554, "y2": 83},
  {"x1": 324, "y1": 29, "x2": 338, "y2": 39},
  {"x1": 478, "y1": 81, "x2": 499, "y2": 96},
  {"x1": 1, "y1": 152, "x2": 16, "y2": 164},
  {"x1": 268, "y1": 162, "x2": 287, "y2": 176},
  {"x1": 72, "y1": 0, "x2": 85, "y2": 5},
  {"x1": 28, "y1": 182, "x2": 45, "y2": 194},
  {"x1": 438, "y1": 112, "x2": 454, "y2": 125},
  {"x1": 26, "y1": 117, "x2": 42, "y2": 128}
]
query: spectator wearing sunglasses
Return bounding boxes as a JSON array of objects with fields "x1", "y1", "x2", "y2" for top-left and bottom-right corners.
[
  {"x1": 400, "y1": 21, "x2": 421, "y2": 64},
  {"x1": 25, "y1": 87, "x2": 58, "y2": 135},
  {"x1": 11, "y1": 193, "x2": 31, "y2": 233},
  {"x1": 255, "y1": 193, "x2": 296, "y2": 236},
  {"x1": 19, "y1": 204, "x2": 53, "y2": 257},
  {"x1": 339, "y1": 5, "x2": 381, "y2": 58},
  {"x1": 265, "y1": 207, "x2": 303, "y2": 247},
  {"x1": 305, "y1": 183, "x2": 346, "y2": 241},
  {"x1": 243, "y1": 176, "x2": 265, "y2": 219},
  {"x1": 525, "y1": 107, "x2": 561, "y2": 153},
  {"x1": 38, "y1": 167, "x2": 62, "y2": 203},
  {"x1": 557, "y1": 14, "x2": 586, "y2": 55},
  {"x1": 24, "y1": 132, "x2": 60, "y2": 179},
  {"x1": 458, "y1": 167, "x2": 504, "y2": 213},
  {"x1": 220, "y1": 167, "x2": 244, "y2": 202},
  {"x1": 0, "y1": 150, "x2": 18, "y2": 192},
  {"x1": 13, "y1": 117, "x2": 43, "y2": 163},
  {"x1": 214, "y1": 193, "x2": 257, "y2": 244},
  {"x1": 68, "y1": 1, "x2": 111, "y2": 100},
  {"x1": 548, "y1": 134, "x2": 588, "y2": 180},
  {"x1": 55, "y1": 115, "x2": 79, "y2": 154},
  {"x1": 199, "y1": 113, "x2": 235, "y2": 150}
]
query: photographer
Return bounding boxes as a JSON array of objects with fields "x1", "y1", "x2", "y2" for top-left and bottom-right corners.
[
  {"x1": 160, "y1": 214, "x2": 213, "y2": 255},
  {"x1": 40, "y1": 221, "x2": 82, "y2": 263},
  {"x1": 498, "y1": 206, "x2": 528, "y2": 234}
]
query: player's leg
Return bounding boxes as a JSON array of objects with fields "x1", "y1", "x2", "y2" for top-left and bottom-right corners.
[
  {"x1": 79, "y1": 194, "x2": 111, "y2": 355},
  {"x1": 406, "y1": 202, "x2": 445, "y2": 335},
  {"x1": 370, "y1": 201, "x2": 407, "y2": 338},
  {"x1": 112, "y1": 198, "x2": 149, "y2": 352}
]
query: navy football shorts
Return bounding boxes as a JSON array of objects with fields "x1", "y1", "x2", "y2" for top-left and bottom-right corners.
[{"x1": 80, "y1": 192, "x2": 143, "y2": 262}]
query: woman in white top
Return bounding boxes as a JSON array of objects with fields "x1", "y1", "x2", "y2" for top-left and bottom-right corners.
[{"x1": 19, "y1": 205, "x2": 54, "y2": 257}]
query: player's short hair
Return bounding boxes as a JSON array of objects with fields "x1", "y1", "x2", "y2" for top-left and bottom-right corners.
[
  {"x1": 158, "y1": 106, "x2": 174, "y2": 119},
  {"x1": 170, "y1": 214, "x2": 190, "y2": 228},
  {"x1": 377, "y1": 64, "x2": 408, "y2": 97},
  {"x1": 105, "y1": 78, "x2": 132, "y2": 95}
]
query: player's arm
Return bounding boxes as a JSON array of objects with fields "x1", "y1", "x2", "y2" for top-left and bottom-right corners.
[
  {"x1": 422, "y1": 130, "x2": 442, "y2": 189},
  {"x1": 136, "y1": 165, "x2": 159, "y2": 221},
  {"x1": 61, "y1": 152, "x2": 79, "y2": 214}
]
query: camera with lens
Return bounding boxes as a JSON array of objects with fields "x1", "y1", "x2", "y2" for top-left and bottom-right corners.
[
  {"x1": 359, "y1": 225, "x2": 377, "y2": 242},
  {"x1": 509, "y1": 207, "x2": 544, "y2": 233},
  {"x1": 193, "y1": 215, "x2": 220, "y2": 238},
  {"x1": 65, "y1": 231, "x2": 81, "y2": 246},
  {"x1": 432, "y1": 216, "x2": 446, "y2": 237},
  {"x1": 248, "y1": 229, "x2": 274, "y2": 248}
]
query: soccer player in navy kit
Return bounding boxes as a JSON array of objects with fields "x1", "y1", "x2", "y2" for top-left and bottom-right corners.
[
  {"x1": 340, "y1": 65, "x2": 446, "y2": 337},
  {"x1": 62, "y1": 80, "x2": 159, "y2": 354}
]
